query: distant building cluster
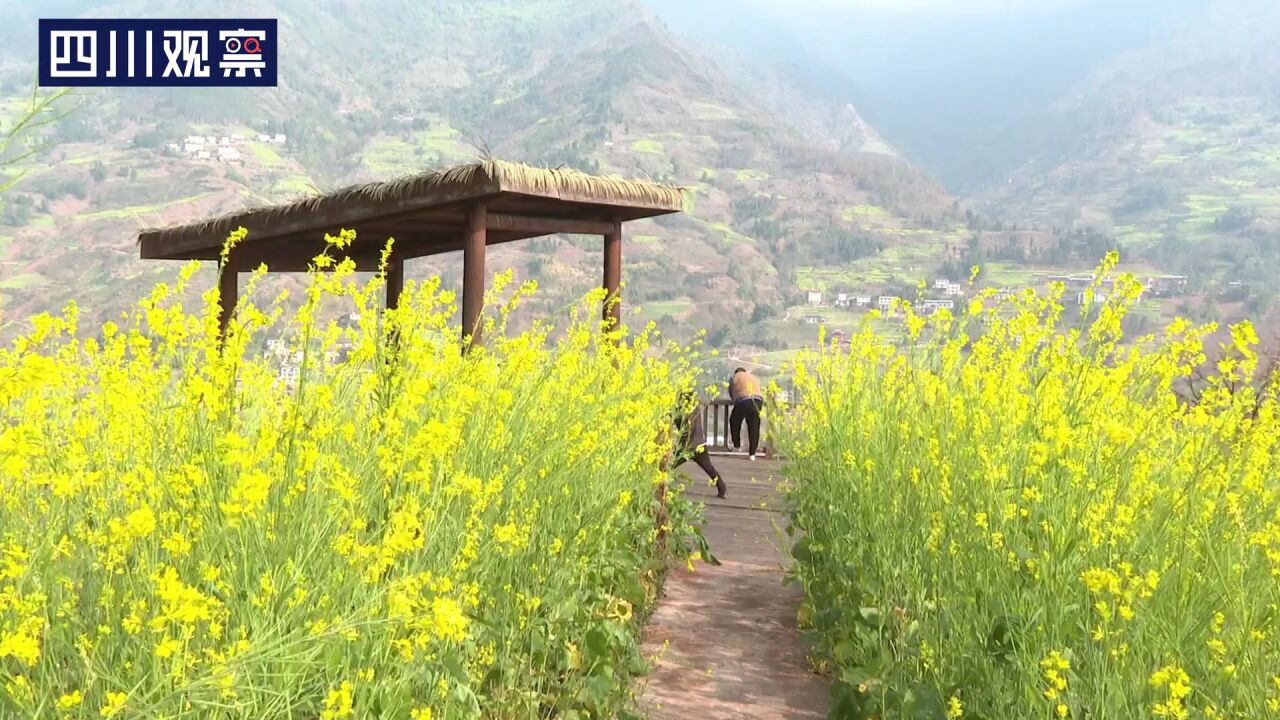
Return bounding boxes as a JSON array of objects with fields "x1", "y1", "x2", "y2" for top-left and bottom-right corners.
[
  {"x1": 807, "y1": 271, "x2": 1190, "y2": 319},
  {"x1": 801, "y1": 269, "x2": 1198, "y2": 355},
  {"x1": 933, "y1": 278, "x2": 965, "y2": 297},
  {"x1": 167, "y1": 131, "x2": 286, "y2": 165},
  {"x1": 805, "y1": 277, "x2": 967, "y2": 318},
  {"x1": 1045, "y1": 272, "x2": 1188, "y2": 305},
  {"x1": 832, "y1": 292, "x2": 872, "y2": 309}
]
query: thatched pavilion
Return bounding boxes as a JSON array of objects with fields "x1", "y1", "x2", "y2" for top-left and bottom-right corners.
[{"x1": 138, "y1": 159, "x2": 684, "y2": 348}]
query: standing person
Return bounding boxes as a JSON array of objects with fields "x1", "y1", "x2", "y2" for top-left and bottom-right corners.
[
  {"x1": 729, "y1": 367, "x2": 764, "y2": 460},
  {"x1": 671, "y1": 390, "x2": 727, "y2": 498}
]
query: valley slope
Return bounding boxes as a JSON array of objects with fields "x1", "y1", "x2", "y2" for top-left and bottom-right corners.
[{"x1": 0, "y1": 0, "x2": 956, "y2": 360}]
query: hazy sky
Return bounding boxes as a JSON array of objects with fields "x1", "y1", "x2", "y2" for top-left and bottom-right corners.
[{"x1": 782, "y1": 0, "x2": 1080, "y2": 12}]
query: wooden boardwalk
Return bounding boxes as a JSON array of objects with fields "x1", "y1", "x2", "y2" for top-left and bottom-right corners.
[{"x1": 638, "y1": 455, "x2": 830, "y2": 719}]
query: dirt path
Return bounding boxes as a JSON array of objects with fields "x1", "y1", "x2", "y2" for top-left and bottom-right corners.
[
  {"x1": 638, "y1": 456, "x2": 829, "y2": 719},
  {"x1": 727, "y1": 356, "x2": 773, "y2": 371}
]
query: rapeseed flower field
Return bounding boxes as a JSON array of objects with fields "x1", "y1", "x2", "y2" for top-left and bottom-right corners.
[
  {"x1": 0, "y1": 230, "x2": 704, "y2": 719},
  {"x1": 784, "y1": 255, "x2": 1280, "y2": 719}
]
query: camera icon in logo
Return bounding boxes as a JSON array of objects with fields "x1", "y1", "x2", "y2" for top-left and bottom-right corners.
[
  {"x1": 223, "y1": 35, "x2": 261, "y2": 55},
  {"x1": 218, "y1": 29, "x2": 266, "y2": 78}
]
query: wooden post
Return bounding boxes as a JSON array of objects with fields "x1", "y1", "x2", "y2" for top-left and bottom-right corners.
[
  {"x1": 217, "y1": 257, "x2": 238, "y2": 340},
  {"x1": 462, "y1": 203, "x2": 487, "y2": 352},
  {"x1": 385, "y1": 255, "x2": 404, "y2": 310},
  {"x1": 655, "y1": 423, "x2": 671, "y2": 553},
  {"x1": 603, "y1": 218, "x2": 622, "y2": 329}
]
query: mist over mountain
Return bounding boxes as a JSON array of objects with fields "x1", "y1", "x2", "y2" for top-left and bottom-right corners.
[{"x1": 648, "y1": 0, "x2": 1212, "y2": 190}]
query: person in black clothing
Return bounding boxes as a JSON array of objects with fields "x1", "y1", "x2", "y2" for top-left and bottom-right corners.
[
  {"x1": 671, "y1": 390, "x2": 727, "y2": 498},
  {"x1": 728, "y1": 367, "x2": 765, "y2": 460}
]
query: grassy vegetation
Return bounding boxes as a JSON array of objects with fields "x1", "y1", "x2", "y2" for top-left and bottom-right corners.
[
  {"x1": 796, "y1": 266, "x2": 891, "y2": 291},
  {"x1": 690, "y1": 102, "x2": 736, "y2": 120},
  {"x1": 980, "y1": 261, "x2": 1038, "y2": 285},
  {"x1": 636, "y1": 298, "x2": 693, "y2": 321},
  {"x1": 783, "y1": 272, "x2": 1280, "y2": 718},
  {"x1": 708, "y1": 221, "x2": 753, "y2": 248},
  {"x1": 1113, "y1": 225, "x2": 1163, "y2": 247},
  {"x1": 0, "y1": 271, "x2": 46, "y2": 289},
  {"x1": 362, "y1": 139, "x2": 419, "y2": 176},
  {"x1": 756, "y1": 348, "x2": 800, "y2": 366},
  {"x1": 841, "y1": 205, "x2": 890, "y2": 222},
  {"x1": 79, "y1": 193, "x2": 214, "y2": 221},
  {"x1": 418, "y1": 123, "x2": 471, "y2": 159},
  {"x1": 247, "y1": 141, "x2": 285, "y2": 167},
  {"x1": 630, "y1": 139, "x2": 664, "y2": 155},
  {"x1": 64, "y1": 151, "x2": 119, "y2": 166},
  {"x1": 271, "y1": 175, "x2": 317, "y2": 197},
  {"x1": 0, "y1": 242, "x2": 710, "y2": 719}
]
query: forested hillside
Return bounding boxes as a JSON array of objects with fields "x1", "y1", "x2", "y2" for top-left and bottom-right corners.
[{"x1": 0, "y1": 0, "x2": 955, "y2": 355}]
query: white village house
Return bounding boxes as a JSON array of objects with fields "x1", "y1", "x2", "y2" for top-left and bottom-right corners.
[
  {"x1": 217, "y1": 146, "x2": 243, "y2": 164},
  {"x1": 806, "y1": 290, "x2": 823, "y2": 306},
  {"x1": 934, "y1": 278, "x2": 965, "y2": 297}
]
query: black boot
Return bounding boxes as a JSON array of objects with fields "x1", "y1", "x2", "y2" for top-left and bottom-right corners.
[{"x1": 715, "y1": 478, "x2": 727, "y2": 499}]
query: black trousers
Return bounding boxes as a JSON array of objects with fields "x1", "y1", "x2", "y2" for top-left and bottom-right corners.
[
  {"x1": 680, "y1": 449, "x2": 721, "y2": 481},
  {"x1": 730, "y1": 398, "x2": 763, "y2": 455},
  {"x1": 675, "y1": 425, "x2": 721, "y2": 480}
]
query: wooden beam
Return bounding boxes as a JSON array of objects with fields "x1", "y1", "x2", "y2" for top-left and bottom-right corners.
[
  {"x1": 386, "y1": 255, "x2": 404, "y2": 310},
  {"x1": 228, "y1": 252, "x2": 389, "y2": 273},
  {"x1": 603, "y1": 218, "x2": 622, "y2": 330},
  {"x1": 217, "y1": 257, "x2": 238, "y2": 340},
  {"x1": 139, "y1": 183, "x2": 500, "y2": 261},
  {"x1": 462, "y1": 204, "x2": 487, "y2": 352},
  {"x1": 487, "y1": 213, "x2": 616, "y2": 237}
]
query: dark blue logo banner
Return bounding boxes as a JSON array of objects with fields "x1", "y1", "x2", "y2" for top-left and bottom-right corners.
[{"x1": 39, "y1": 19, "x2": 277, "y2": 87}]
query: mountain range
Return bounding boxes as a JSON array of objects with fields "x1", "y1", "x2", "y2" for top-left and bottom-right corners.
[
  {"x1": 0, "y1": 0, "x2": 958, "y2": 357},
  {"x1": 1, "y1": 0, "x2": 1278, "y2": 357}
]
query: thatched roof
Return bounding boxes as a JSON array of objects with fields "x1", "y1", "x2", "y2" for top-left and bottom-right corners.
[{"x1": 139, "y1": 159, "x2": 685, "y2": 263}]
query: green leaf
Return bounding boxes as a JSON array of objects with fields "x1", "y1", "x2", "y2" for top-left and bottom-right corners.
[
  {"x1": 585, "y1": 627, "x2": 611, "y2": 659},
  {"x1": 792, "y1": 537, "x2": 814, "y2": 563},
  {"x1": 442, "y1": 651, "x2": 468, "y2": 682},
  {"x1": 858, "y1": 607, "x2": 883, "y2": 629},
  {"x1": 905, "y1": 683, "x2": 947, "y2": 720},
  {"x1": 828, "y1": 682, "x2": 867, "y2": 720}
]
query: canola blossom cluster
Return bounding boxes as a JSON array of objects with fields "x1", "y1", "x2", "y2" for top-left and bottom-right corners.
[
  {"x1": 0, "y1": 229, "x2": 699, "y2": 718},
  {"x1": 782, "y1": 255, "x2": 1280, "y2": 719}
]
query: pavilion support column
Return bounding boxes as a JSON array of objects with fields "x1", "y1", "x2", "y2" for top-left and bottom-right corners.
[
  {"x1": 462, "y1": 203, "x2": 487, "y2": 353},
  {"x1": 385, "y1": 255, "x2": 404, "y2": 310},
  {"x1": 603, "y1": 218, "x2": 622, "y2": 331},
  {"x1": 217, "y1": 256, "x2": 238, "y2": 342}
]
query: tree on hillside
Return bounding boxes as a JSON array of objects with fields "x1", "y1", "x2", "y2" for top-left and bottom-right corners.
[{"x1": 1, "y1": 86, "x2": 75, "y2": 195}]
